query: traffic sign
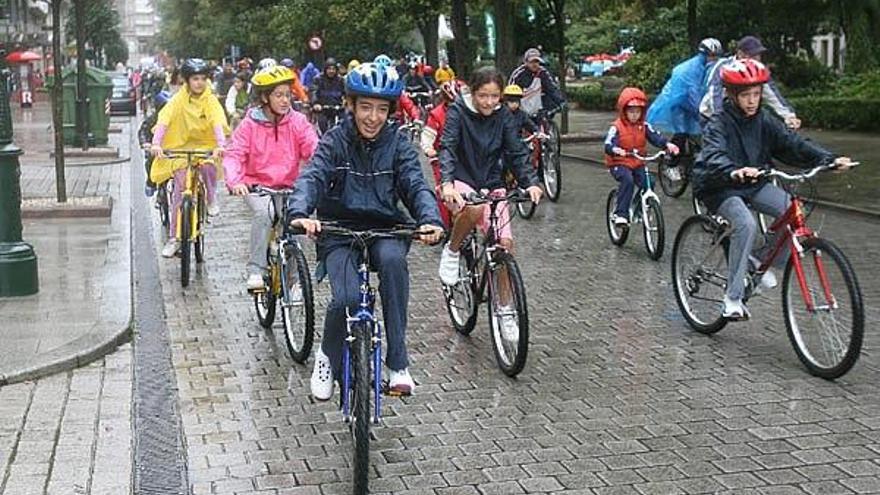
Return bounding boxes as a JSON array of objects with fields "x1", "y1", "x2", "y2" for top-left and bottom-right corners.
[{"x1": 308, "y1": 36, "x2": 322, "y2": 51}]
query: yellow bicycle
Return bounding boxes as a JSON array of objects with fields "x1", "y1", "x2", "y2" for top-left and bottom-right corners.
[{"x1": 164, "y1": 149, "x2": 212, "y2": 287}]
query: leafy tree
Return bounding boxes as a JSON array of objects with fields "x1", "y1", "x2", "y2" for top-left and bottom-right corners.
[{"x1": 66, "y1": 0, "x2": 128, "y2": 67}]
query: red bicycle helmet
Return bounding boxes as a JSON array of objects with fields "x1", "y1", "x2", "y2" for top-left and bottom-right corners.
[{"x1": 721, "y1": 59, "x2": 770, "y2": 88}]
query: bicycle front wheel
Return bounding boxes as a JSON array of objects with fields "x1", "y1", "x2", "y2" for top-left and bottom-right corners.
[
  {"x1": 543, "y1": 120, "x2": 562, "y2": 202},
  {"x1": 515, "y1": 199, "x2": 536, "y2": 219},
  {"x1": 783, "y1": 237, "x2": 864, "y2": 379},
  {"x1": 671, "y1": 215, "x2": 728, "y2": 334},
  {"x1": 642, "y1": 196, "x2": 665, "y2": 260},
  {"x1": 486, "y1": 252, "x2": 529, "y2": 377},
  {"x1": 444, "y1": 236, "x2": 479, "y2": 335},
  {"x1": 605, "y1": 189, "x2": 629, "y2": 246},
  {"x1": 350, "y1": 322, "x2": 372, "y2": 494},
  {"x1": 281, "y1": 242, "x2": 315, "y2": 363},
  {"x1": 179, "y1": 197, "x2": 192, "y2": 287},
  {"x1": 658, "y1": 155, "x2": 690, "y2": 198}
]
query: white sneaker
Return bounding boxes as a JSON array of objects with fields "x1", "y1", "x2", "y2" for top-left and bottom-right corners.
[
  {"x1": 759, "y1": 269, "x2": 778, "y2": 290},
  {"x1": 499, "y1": 305, "x2": 519, "y2": 344},
  {"x1": 161, "y1": 240, "x2": 180, "y2": 258},
  {"x1": 388, "y1": 368, "x2": 414, "y2": 396},
  {"x1": 722, "y1": 295, "x2": 750, "y2": 320},
  {"x1": 246, "y1": 273, "x2": 265, "y2": 291},
  {"x1": 438, "y1": 244, "x2": 461, "y2": 286},
  {"x1": 613, "y1": 214, "x2": 629, "y2": 226},
  {"x1": 207, "y1": 203, "x2": 220, "y2": 217},
  {"x1": 665, "y1": 166, "x2": 682, "y2": 181},
  {"x1": 310, "y1": 348, "x2": 334, "y2": 401}
]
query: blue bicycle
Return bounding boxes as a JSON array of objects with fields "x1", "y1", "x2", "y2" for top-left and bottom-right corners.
[{"x1": 292, "y1": 222, "x2": 430, "y2": 494}]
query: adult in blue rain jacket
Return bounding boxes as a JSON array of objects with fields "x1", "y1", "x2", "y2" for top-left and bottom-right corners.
[
  {"x1": 646, "y1": 38, "x2": 724, "y2": 137},
  {"x1": 287, "y1": 62, "x2": 444, "y2": 401}
]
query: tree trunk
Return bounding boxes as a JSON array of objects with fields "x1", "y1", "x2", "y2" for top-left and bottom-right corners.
[
  {"x1": 52, "y1": 0, "x2": 66, "y2": 202},
  {"x1": 493, "y1": 0, "x2": 517, "y2": 74},
  {"x1": 419, "y1": 15, "x2": 440, "y2": 67},
  {"x1": 552, "y1": 0, "x2": 569, "y2": 134},
  {"x1": 450, "y1": 0, "x2": 472, "y2": 79},
  {"x1": 687, "y1": 0, "x2": 698, "y2": 49}
]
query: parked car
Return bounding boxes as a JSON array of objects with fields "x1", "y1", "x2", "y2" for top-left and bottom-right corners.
[{"x1": 110, "y1": 74, "x2": 136, "y2": 116}]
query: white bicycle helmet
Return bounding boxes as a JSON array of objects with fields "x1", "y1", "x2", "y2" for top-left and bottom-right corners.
[{"x1": 698, "y1": 38, "x2": 724, "y2": 56}]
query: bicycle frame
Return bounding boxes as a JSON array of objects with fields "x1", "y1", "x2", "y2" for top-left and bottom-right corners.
[
  {"x1": 754, "y1": 198, "x2": 833, "y2": 313},
  {"x1": 341, "y1": 254, "x2": 383, "y2": 424}
]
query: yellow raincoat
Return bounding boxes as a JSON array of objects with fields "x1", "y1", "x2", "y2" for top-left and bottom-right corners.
[{"x1": 150, "y1": 85, "x2": 230, "y2": 184}]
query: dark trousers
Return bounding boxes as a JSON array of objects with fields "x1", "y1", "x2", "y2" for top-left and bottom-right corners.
[
  {"x1": 610, "y1": 165, "x2": 646, "y2": 218},
  {"x1": 321, "y1": 238, "x2": 411, "y2": 378}
]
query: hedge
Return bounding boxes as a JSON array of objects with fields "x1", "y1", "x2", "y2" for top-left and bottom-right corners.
[
  {"x1": 788, "y1": 97, "x2": 880, "y2": 132},
  {"x1": 565, "y1": 83, "x2": 619, "y2": 111}
]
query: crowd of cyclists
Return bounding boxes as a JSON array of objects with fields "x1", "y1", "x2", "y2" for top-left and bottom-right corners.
[{"x1": 139, "y1": 35, "x2": 856, "y2": 401}]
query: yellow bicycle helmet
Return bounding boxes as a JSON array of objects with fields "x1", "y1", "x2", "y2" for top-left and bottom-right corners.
[
  {"x1": 503, "y1": 84, "x2": 524, "y2": 97},
  {"x1": 251, "y1": 66, "x2": 295, "y2": 88},
  {"x1": 347, "y1": 59, "x2": 361, "y2": 72}
]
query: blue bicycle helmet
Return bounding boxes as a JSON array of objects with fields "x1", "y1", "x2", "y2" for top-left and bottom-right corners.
[
  {"x1": 279, "y1": 58, "x2": 295, "y2": 68},
  {"x1": 373, "y1": 54, "x2": 393, "y2": 68},
  {"x1": 153, "y1": 90, "x2": 171, "y2": 107},
  {"x1": 345, "y1": 62, "x2": 402, "y2": 100}
]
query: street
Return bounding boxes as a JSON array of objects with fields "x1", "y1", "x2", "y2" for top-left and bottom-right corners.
[{"x1": 2, "y1": 111, "x2": 880, "y2": 495}]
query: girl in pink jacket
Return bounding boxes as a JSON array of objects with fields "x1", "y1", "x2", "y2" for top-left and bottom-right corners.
[{"x1": 223, "y1": 66, "x2": 319, "y2": 290}]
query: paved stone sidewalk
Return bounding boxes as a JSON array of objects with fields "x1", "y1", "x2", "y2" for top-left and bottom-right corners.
[
  {"x1": 152, "y1": 150, "x2": 880, "y2": 495},
  {"x1": 0, "y1": 344, "x2": 133, "y2": 495}
]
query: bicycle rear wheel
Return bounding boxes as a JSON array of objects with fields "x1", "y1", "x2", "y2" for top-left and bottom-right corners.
[
  {"x1": 783, "y1": 237, "x2": 864, "y2": 379},
  {"x1": 179, "y1": 197, "x2": 192, "y2": 287},
  {"x1": 444, "y1": 236, "x2": 479, "y2": 335},
  {"x1": 671, "y1": 215, "x2": 728, "y2": 334},
  {"x1": 605, "y1": 189, "x2": 629, "y2": 246},
  {"x1": 281, "y1": 242, "x2": 315, "y2": 363},
  {"x1": 543, "y1": 120, "x2": 562, "y2": 202},
  {"x1": 349, "y1": 322, "x2": 372, "y2": 494},
  {"x1": 642, "y1": 197, "x2": 665, "y2": 260},
  {"x1": 658, "y1": 155, "x2": 690, "y2": 198},
  {"x1": 486, "y1": 252, "x2": 529, "y2": 377}
]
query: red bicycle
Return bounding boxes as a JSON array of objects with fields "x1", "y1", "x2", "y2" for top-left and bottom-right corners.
[
  {"x1": 671, "y1": 163, "x2": 864, "y2": 379},
  {"x1": 510, "y1": 131, "x2": 549, "y2": 219}
]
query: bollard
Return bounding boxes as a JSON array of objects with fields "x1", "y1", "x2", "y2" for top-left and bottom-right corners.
[{"x1": 0, "y1": 63, "x2": 38, "y2": 297}]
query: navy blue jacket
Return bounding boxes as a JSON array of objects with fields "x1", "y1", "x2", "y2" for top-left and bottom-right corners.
[
  {"x1": 693, "y1": 100, "x2": 836, "y2": 212},
  {"x1": 439, "y1": 94, "x2": 537, "y2": 190},
  {"x1": 287, "y1": 113, "x2": 442, "y2": 230}
]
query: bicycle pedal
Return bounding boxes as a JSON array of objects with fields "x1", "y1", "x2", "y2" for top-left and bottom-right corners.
[
  {"x1": 247, "y1": 287, "x2": 267, "y2": 295},
  {"x1": 381, "y1": 381, "x2": 412, "y2": 397}
]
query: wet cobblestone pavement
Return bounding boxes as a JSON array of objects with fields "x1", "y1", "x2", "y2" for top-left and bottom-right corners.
[{"x1": 155, "y1": 152, "x2": 880, "y2": 495}]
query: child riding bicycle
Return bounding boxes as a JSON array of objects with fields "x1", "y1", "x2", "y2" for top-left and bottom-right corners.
[
  {"x1": 287, "y1": 62, "x2": 444, "y2": 400},
  {"x1": 692, "y1": 59, "x2": 854, "y2": 320},
  {"x1": 149, "y1": 58, "x2": 230, "y2": 258},
  {"x1": 222, "y1": 65, "x2": 318, "y2": 291},
  {"x1": 420, "y1": 79, "x2": 465, "y2": 228},
  {"x1": 437, "y1": 67, "x2": 542, "y2": 337},
  {"x1": 604, "y1": 87, "x2": 679, "y2": 226}
]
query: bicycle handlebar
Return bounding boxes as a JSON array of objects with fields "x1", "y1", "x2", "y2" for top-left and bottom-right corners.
[
  {"x1": 288, "y1": 221, "x2": 438, "y2": 243},
  {"x1": 758, "y1": 162, "x2": 860, "y2": 182},
  {"x1": 251, "y1": 185, "x2": 295, "y2": 196},
  {"x1": 522, "y1": 133, "x2": 549, "y2": 144},
  {"x1": 626, "y1": 150, "x2": 667, "y2": 162},
  {"x1": 162, "y1": 148, "x2": 213, "y2": 159},
  {"x1": 464, "y1": 189, "x2": 532, "y2": 205}
]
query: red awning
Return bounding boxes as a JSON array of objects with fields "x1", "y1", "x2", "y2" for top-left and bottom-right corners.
[{"x1": 6, "y1": 51, "x2": 42, "y2": 63}]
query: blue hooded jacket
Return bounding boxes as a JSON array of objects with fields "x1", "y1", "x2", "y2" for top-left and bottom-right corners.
[
  {"x1": 287, "y1": 113, "x2": 442, "y2": 231},
  {"x1": 646, "y1": 53, "x2": 709, "y2": 136},
  {"x1": 300, "y1": 62, "x2": 320, "y2": 88}
]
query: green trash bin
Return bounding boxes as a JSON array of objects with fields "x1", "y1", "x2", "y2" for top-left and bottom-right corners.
[{"x1": 56, "y1": 67, "x2": 113, "y2": 146}]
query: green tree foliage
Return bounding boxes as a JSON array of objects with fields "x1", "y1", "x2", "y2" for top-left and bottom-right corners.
[{"x1": 65, "y1": 0, "x2": 128, "y2": 67}]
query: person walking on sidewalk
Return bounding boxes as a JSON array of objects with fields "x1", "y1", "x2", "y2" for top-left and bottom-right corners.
[
  {"x1": 223, "y1": 66, "x2": 319, "y2": 291},
  {"x1": 150, "y1": 58, "x2": 230, "y2": 258}
]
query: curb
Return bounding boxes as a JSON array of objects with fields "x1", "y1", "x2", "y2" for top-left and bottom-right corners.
[
  {"x1": 0, "y1": 131, "x2": 134, "y2": 386},
  {"x1": 561, "y1": 152, "x2": 880, "y2": 220}
]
